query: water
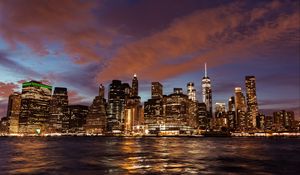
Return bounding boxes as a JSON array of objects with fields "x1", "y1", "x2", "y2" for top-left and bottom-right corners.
[{"x1": 0, "y1": 137, "x2": 299, "y2": 174}]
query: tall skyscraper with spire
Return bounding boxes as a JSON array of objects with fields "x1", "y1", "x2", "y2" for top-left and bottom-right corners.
[
  {"x1": 131, "y1": 74, "x2": 138, "y2": 97},
  {"x1": 201, "y1": 63, "x2": 212, "y2": 118},
  {"x1": 245, "y1": 76, "x2": 258, "y2": 128}
]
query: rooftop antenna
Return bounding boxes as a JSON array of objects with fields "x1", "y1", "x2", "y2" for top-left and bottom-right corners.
[{"x1": 205, "y1": 62, "x2": 207, "y2": 77}]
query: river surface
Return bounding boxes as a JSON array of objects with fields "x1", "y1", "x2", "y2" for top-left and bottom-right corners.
[{"x1": 0, "y1": 137, "x2": 299, "y2": 174}]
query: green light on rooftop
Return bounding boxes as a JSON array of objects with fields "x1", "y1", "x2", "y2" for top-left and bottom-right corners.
[{"x1": 22, "y1": 81, "x2": 52, "y2": 90}]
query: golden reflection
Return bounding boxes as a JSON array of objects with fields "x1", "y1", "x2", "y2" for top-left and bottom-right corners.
[
  {"x1": 8, "y1": 138, "x2": 54, "y2": 174},
  {"x1": 119, "y1": 138, "x2": 149, "y2": 173}
]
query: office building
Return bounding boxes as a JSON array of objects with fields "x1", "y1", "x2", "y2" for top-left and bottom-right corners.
[
  {"x1": 107, "y1": 80, "x2": 130, "y2": 133},
  {"x1": 202, "y1": 63, "x2": 212, "y2": 118},
  {"x1": 68, "y1": 105, "x2": 88, "y2": 133},
  {"x1": 7, "y1": 92, "x2": 21, "y2": 133},
  {"x1": 151, "y1": 82, "x2": 163, "y2": 99},
  {"x1": 245, "y1": 76, "x2": 259, "y2": 128},
  {"x1": 49, "y1": 87, "x2": 68, "y2": 133},
  {"x1": 131, "y1": 74, "x2": 138, "y2": 97},
  {"x1": 187, "y1": 82, "x2": 196, "y2": 102},
  {"x1": 85, "y1": 84, "x2": 107, "y2": 134},
  {"x1": 19, "y1": 81, "x2": 52, "y2": 134},
  {"x1": 234, "y1": 87, "x2": 248, "y2": 131}
]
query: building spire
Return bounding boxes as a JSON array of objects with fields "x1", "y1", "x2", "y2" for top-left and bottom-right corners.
[{"x1": 205, "y1": 62, "x2": 207, "y2": 77}]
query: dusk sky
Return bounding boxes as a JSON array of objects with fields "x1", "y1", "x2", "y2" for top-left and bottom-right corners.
[{"x1": 0, "y1": 0, "x2": 299, "y2": 119}]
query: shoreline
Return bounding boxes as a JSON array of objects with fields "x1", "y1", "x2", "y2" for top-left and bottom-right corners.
[{"x1": 1, "y1": 132, "x2": 300, "y2": 138}]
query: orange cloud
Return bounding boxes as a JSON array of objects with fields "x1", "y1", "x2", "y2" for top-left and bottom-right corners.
[{"x1": 96, "y1": 1, "x2": 299, "y2": 82}]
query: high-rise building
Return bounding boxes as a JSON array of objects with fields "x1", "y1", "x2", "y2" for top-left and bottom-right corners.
[
  {"x1": 214, "y1": 102, "x2": 227, "y2": 130},
  {"x1": 173, "y1": 88, "x2": 183, "y2": 94},
  {"x1": 202, "y1": 63, "x2": 212, "y2": 118},
  {"x1": 227, "y1": 96, "x2": 236, "y2": 130},
  {"x1": 68, "y1": 105, "x2": 88, "y2": 133},
  {"x1": 107, "y1": 80, "x2": 129, "y2": 133},
  {"x1": 131, "y1": 74, "x2": 138, "y2": 97},
  {"x1": 228, "y1": 96, "x2": 235, "y2": 112},
  {"x1": 151, "y1": 82, "x2": 163, "y2": 99},
  {"x1": 197, "y1": 102, "x2": 208, "y2": 130},
  {"x1": 162, "y1": 91, "x2": 195, "y2": 135},
  {"x1": 245, "y1": 76, "x2": 259, "y2": 128},
  {"x1": 273, "y1": 110, "x2": 295, "y2": 131},
  {"x1": 19, "y1": 81, "x2": 52, "y2": 134},
  {"x1": 187, "y1": 82, "x2": 196, "y2": 102},
  {"x1": 264, "y1": 115, "x2": 274, "y2": 131},
  {"x1": 144, "y1": 98, "x2": 164, "y2": 133},
  {"x1": 234, "y1": 87, "x2": 247, "y2": 131},
  {"x1": 49, "y1": 87, "x2": 68, "y2": 133},
  {"x1": 7, "y1": 92, "x2": 21, "y2": 134},
  {"x1": 85, "y1": 84, "x2": 107, "y2": 135},
  {"x1": 124, "y1": 96, "x2": 143, "y2": 134}
]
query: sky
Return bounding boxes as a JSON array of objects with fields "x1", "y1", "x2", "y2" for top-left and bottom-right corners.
[{"x1": 0, "y1": 0, "x2": 299, "y2": 119}]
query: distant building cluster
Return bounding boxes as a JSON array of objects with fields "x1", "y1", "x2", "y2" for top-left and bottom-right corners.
[{"x1": 0, "y1": 65, "x2": 299, "y2": 135}]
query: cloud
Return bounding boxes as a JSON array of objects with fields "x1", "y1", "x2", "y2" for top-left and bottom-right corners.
[
  {"x1": 68, "y1": 90, "x2": 88, "y2": 105},
  {"x1": 0, "y1": 82, "x2": 18, "y2": 99},
  {"x1": 0, "y1": 51, "x2": 41, "y2": 77},
  {"x1": 96, "y1": 1, "x2": 299, "y2": 82},
  {"x1": 0, "y1": 82, "x2": 19, "y2": 118},
  {"x1": 0, "y1": 0, "x2": 112, "y2": 64}
]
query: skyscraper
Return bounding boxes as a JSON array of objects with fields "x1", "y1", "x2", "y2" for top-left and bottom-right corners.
[
  {"x1": 131, "y1": 74, "x2": 138, "y2": 97},
  {"x1": 151, "y1": 82, "x2": 163, "y2": 99},
  {"x1": 85, "y1": 84, "x2": 107, "y2": 134},
  {"x1": 67, "y1": 105, "x2": 88, "y2": 133},
  {"x1": 7, "y1": 92, "x2": 21, "y2": 134},
  {"x1": 234, "y1": 87, "x2": 247, "y2": 131},
  {"x1": 227, "y1": 96, "x2": 236, "y2": 130},
  {"x1": 107, "y1": 80, "x2": 129, "y2": 132},
  {"x1": 187, "y1": 82, "x2": 196, "y2": 102},
  {"x1": 49, "y1": 87, "x2": 68, "y2": 133},
  {"x1": 201, "y1": 63, "x2": 212, "y2": 118},
  {"x1": 245, "y1": 76, "x2": 259, "y2": 128},
  {"x1": 19, "y1": 81, "x2": 52, "y2": 134}
]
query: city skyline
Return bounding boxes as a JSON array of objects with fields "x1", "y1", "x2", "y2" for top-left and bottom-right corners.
[{"x1": 0, "y1": 0, "x2": 299, "y2": 119}]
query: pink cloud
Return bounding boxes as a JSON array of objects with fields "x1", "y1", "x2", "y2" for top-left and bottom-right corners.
[{"x1": 68, "y1": 90, "x2": 86, "y2": 105}]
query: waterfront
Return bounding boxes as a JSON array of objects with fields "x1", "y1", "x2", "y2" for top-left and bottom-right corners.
[{"x1": 0, "y1": 137, "x2": 300, "y2": 174}]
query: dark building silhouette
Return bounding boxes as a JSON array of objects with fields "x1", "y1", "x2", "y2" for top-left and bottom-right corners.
[
  {"x1": 131, "y1": 74, "x2": 138, "y2": 97},
  {"x1": 85, "y1": 84, "x2": 107, "y2": 134},
  {"x1": 197, "y1": 102, "x2": 208, "y2": 130},
  {"x1": 227, "y1": 96, "x2": 236, "y2": 130},
  {"x1": 19, "y1": 81, "x2": 52, "y2": 134},
  {"x1": 7, "y1": 92, "x2": 21, "y2": 134},
  {"x1": 245, "y1": 76, "x2": 259, "y2": 128},
  {"x1": 68, "y1": 105, "x2": 88, "y2": 133},
  {"x1": 48, "y1": 87, "x2": 68, "y2": 133}
]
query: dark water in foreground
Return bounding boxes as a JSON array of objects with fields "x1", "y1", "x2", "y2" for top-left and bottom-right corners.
[{"x1": 0, "y1": 137, "x2": 300, "y2": 174}]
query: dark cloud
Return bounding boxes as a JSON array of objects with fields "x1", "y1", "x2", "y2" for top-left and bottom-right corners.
[
  {"x1": 0, "y1": 0, "x2": 112, "y2": 64},
  {"x1": 97, "y1": 1, "x2": 299, "y2": 82},
  {"x1": 0, "y1": 51, "x2": 41, "y2": 77}
]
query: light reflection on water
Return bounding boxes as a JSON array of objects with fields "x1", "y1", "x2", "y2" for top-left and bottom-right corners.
[{"x1": 0, "y1": 137, "x2": 300, "y2": 174}]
